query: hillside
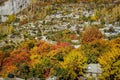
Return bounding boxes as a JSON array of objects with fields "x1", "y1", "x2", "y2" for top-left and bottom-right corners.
[{"x1": 0, "y1": 1, "x2": 120, "y2": 80}]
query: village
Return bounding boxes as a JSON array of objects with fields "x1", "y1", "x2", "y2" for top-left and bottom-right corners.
[
  {"x1": 0, "y1": 0, "x2": 120, "y2": 80},
  {"x1": 0, "y1": 1, "x2": 120, "y2": 48}
]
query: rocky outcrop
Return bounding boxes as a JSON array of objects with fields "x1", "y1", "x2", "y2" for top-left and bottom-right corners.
[{"x1": 0, "y1": 0, "x2": 31, "y2": 15}]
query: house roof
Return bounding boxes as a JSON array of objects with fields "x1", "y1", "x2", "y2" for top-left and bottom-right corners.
[{"x1": 86, "y1": 64, "x2": 102, "y2": 74}]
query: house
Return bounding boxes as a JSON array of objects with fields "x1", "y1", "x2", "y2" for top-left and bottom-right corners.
[{"x1": 86, "y1": 64, "x2": 102, "y2": 80}]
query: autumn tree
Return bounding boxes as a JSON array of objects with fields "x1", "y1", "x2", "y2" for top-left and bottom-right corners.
[
  {"x1": 0, "y1": 51, "x2": 6, "y2": 76},
  {"x1": 34, "y1": 40, "x2": 52, "y2": 55},
  {"x1": 29, "y1": 42, "x2": 51, "y2": 71},
  {"x1": 81, "y1": 26, "x2": 103, "y2": 44},
  {"x1": 0, "y1": 51, "x2": 3, "y2": 71},
  {"x1": 98, "y1": 48, "x2": 120, "y2": 80},
  {"x1": 28, "y1": 40, "x2": 53, "y2": 78},
  {"x1": 98, "y1": 37, "x2": 120, "y2": 80},
  {"x1": 20, "y1": 40, "x2": 35, "y2": 50},
  {"x1": 18, "y1": 63, "x2": 30, "y2": 80},
  {"x1": 28, "y1": 41, "x2": 73, "y2": 78},
  {"x1": 80, "y1": 39, "x2": 110, "y2": 63},
  {"x1": 48, "y1": 42, "x2": 73, "y2": 62},
  {"x1": 2, "y1": 48, "x2": 30, "y2": 77},
  {"x1": 0, "y1": 50, "x2": 12, "y2": 77},
  {"x1": 55, "y1": 49, "x2": 87, "y2": 80}
]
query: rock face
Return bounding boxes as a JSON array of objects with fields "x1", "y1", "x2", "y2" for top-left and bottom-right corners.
[{"x1": 0, "y1": 0, "x2": 31, "y2": 15}]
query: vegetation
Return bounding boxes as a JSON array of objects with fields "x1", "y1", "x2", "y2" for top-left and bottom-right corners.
[
  {"x1": 81, "y1": 26, "x2": 103, "y2": 44},
  {"x1": 0, "y1": 0, "x2": 120, "y2": 79},
  {"x1": 98, "y1": 38, "x2": 120, "y2": 80}
]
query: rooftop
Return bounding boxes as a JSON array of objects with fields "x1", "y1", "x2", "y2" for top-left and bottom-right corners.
[{"x1": 87, "y1": 64, "x2": 102, "y2": 74}]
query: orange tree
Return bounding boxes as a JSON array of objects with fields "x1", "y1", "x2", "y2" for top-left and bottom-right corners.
[
  {"x1": 28, "y1": 41, "x2": 86, "y2": 79},
  {"x1": 46, "y1": 42, "x2": 86, "y2": 79},
  {"x1": 80, "y1": 26, "x2": 107, "y2": 63},
  {"x1": 0, "y1": 51, "x2": 8, "y2": 76},
  {"x1": 0, "y1": 40, "x2": 87, "y2": 79},
  {"x1": 2, "y1": 48, "x2": 30, "y2": 77},
  {"x1": 28, "y1": 40, "x2": 52, "y2": 78},
  {"x1": 1, "y1": 40, "x2": 36, "y2": 77},
  {"x1": 81, "y1": 26, "x2": 103, "y2": 44},
  {"x1": 28, "y1": 42, "x2": 73, "y2": 78}
]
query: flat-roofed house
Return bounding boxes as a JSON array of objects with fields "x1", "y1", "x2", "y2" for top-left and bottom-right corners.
[{"x1": 86, "y1": 64, "x2": 102, "y2": 80}]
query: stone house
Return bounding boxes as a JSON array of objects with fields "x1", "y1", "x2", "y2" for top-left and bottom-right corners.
[{"x1": 86, "y1": 64, "x2": 102, "y2": 80}]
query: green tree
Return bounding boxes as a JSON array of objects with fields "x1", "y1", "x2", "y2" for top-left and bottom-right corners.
[{"x1": 80, "y1": 40, "x2": 110, "y2": 63}]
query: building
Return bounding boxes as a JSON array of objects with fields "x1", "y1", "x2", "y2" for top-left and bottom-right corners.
[{"x1": 86, "y1": 64, "x2": 102, "y2": 80}]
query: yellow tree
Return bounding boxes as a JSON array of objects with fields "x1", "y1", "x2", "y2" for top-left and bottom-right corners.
[
  {"x1": 80, "y1": 39, "x2": 110, "y2": 63},
  {"x1": 98, "y1": 48, "x2": 120, "y2": 80},
  {"x1": 28, "y1": 40, "x2": 52, "y2": 78},
  {"x1": 28, "y1": 40, "x2": 52, "y2": 67},
  {"x1": 55, "y1": 49, "x2": 87, "y2": 80},
  {"x1": 98, "y1": 37, "x2": 120, "y2": 80}
]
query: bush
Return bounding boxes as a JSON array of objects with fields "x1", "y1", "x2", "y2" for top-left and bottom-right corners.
[{"x1": 5, "y1": 15, "x2": 17, "y2": 24}]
